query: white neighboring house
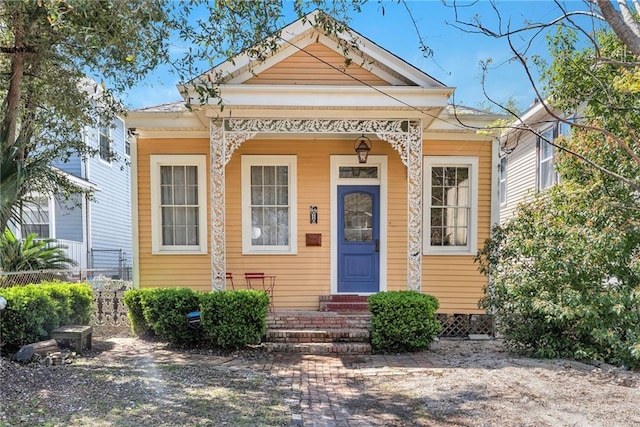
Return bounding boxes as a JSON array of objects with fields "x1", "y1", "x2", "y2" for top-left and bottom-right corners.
[
  {"x1": 499, "y1": 101, "x2": 572, "y2": 223},
  {"x1": 15, "y1": 116, "x2": 133, "y2": 278}
]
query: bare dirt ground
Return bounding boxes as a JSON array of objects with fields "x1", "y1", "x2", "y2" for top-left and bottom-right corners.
[{"x1": 1, "y1": 336, "x2": 638, "y2": 426}]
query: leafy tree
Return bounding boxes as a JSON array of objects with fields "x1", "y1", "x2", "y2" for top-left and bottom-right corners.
[
  {"x1": 0, "y1": 0, "x2": 171, "y2": 232},
  {"x1": 0, "y1": 0, "x2": 366, "y2": 233},
  {"x1": 167, "y1": 0, "x2": 366, "y2": 106},
  {"x1": 450, "y1": 0, "x2": 640, "y2": 191},
  {"x1": 468, "y1": 4, "x2": 640, "y2": 367},
  {"x1": 477, "y1": 182, "x2": 640, "y2": 368}
]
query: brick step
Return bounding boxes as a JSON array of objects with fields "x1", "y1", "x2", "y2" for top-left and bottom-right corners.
[
  {"x1": 319, "y1": 295, "x2": 370, "y2": 312},
  {"x1": 265, "y1": 342, "x2": 372, "y2": 355},
  {"x1": 267, "y1": 311, "x2": 371, "y2": 329},
  {"x1": 321, "y1": 302, "x2": 370, "y2": 313},
  {"x1": 319, "y1": 294, "x2": 369, "y2": 303},
  {"x1": 266, "y1": 328, "x2": 370, "y2": 343}
]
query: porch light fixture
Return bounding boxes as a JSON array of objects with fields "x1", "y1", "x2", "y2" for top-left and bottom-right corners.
[{"x1": 354, "y1": 134, "x2": 372, "y2": 164}]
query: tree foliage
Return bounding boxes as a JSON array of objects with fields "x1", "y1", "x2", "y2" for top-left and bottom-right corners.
[
  {"x1": 0, "y1": 0, "x2": 171, "y2": 231},
  {"x1": 470, "y1": 3, "x2": 640, "y2": 368},
  {"x1": 450, "y1": 0, "x2": 640, "y2": 191},
  {"x1": 166, "y1": 0, "x2": 366, "y2": 106},
  {"x1": 477, "y1": 182, "x2": 640, "y2": 368}
]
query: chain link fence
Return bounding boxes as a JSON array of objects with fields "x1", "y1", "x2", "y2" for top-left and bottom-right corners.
[{"x1": 90, "y1": 249, "x2": 131, "y2": 281}]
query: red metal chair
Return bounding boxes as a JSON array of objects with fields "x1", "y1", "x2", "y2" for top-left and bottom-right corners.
[
  {"x1": 226, "y1": 272, "x2": 235, "y2": 290},
  {"x1": 244, "y1": 272, "x2": 276, "y2": 310}
]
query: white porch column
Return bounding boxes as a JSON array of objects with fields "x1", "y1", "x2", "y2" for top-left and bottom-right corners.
[
  {"x1": 210, "y1": 120, "x2": 258, "y2": 290},
  {"x1": 376, "y1": 120, "x2": 422, "y2": 292},
  {"x1": 406, "y1": 122, "x2": 423, "y2": 291},
  {"x1": 210, "y1": 122, "x2": 226, "y2": 290}
]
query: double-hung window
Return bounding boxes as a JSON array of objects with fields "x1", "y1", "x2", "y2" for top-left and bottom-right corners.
[
  {"x1": 21, "y1": 196, "x2": 51, "y2": 238},
  {"x1": 499, "y1": 156, "x2": 507, "y2": 205},
  {"x1": 537, "y1": 126, "x2": 557, "y2": 190},
  {"x1": 150, "y1": 155, "x2": 207, "y2": 254},
  {"x1": 242, "y1": 155, "x2": 297, "y2": 254},
  {"x1": 98, "y1": 120, "x2": 111, "y2": 162},
  {"x1": 424, "y1": 156, "x2": 478, "y2": 254}
]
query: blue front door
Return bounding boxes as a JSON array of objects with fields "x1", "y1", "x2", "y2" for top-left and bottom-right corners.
[{"x1": 337, "y1": 185, "x2": 380, "y2": 293}]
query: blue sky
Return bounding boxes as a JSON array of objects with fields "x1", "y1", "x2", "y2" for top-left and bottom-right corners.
[{"x1": 124, "y1": 1, "x2": 586, "y2": 112}]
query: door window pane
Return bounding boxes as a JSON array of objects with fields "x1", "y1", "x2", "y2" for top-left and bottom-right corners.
[{"x1": 343, "y1": 192, "x2": 373, "y2": 242}]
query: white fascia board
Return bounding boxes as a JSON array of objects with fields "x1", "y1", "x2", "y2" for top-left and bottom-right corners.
[
  {"x1": 53, "y1": 167, "x2": 99, "y2": 191},
  {"x1": 209, "y1": 106, "x2": 444, "y2": 120},
  {"x1": 135, "y1": 130, "x2": 210, "y2": 139},
  {"x1": 212, "y1": 84, "x2": 451, "y2": 109}
]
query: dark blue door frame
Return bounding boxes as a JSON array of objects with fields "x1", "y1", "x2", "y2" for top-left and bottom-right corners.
[{"x1": 337, "y1": 185, "x2": 380, "y2": 293}]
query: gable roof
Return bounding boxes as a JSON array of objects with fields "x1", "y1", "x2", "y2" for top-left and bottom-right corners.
[
  {"x1": 129, "y1": 11, "x2": 503, "y2": 136},
  {"x1": 176, "y1": 10, "x2": 453, "y2": 114},
  {"x1": 193, "y1": 10, "x2": 446, "y2": 88}
]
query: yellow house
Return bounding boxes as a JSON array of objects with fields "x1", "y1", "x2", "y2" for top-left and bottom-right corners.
[{"x1": 127, "y1": 12, "x2": 500, "y2": 319}]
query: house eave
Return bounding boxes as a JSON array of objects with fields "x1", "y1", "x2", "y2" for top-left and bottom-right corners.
[{"x1": 178, "y1": 84, "x2": 453, "y2": 111}]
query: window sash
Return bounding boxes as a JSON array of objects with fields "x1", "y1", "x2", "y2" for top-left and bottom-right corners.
[
  {"x1": 538, "y1": 127, "x2": 556, "y2": 190},
  {"x1": 21, "y1": 198, "x2": 50, "y2": 238},
  {"x1": 242, "y1": 156, "x2": 296, "y2": 254},
  {"x1": 151, "y1": 155, "x2": 206, "y2": 254},
  {"x1": 99, "y1": 123, "x2": 110, "y2": 161},
  {"x1": 423, "y1": 157, "x2": 477, "y2": 254}
]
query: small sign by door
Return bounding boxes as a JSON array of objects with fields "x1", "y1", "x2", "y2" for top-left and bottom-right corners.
[{"x1": 310, "y1": 205, "x2": 318, "y2": 224}]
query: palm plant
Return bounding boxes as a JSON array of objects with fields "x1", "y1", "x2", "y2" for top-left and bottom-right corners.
[{"x1": 0, "y1": 228, "x2": 76, "y2": 286}]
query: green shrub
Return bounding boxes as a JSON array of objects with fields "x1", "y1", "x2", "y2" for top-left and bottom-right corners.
[
  {"x1": 369, "y1": 291, "x2": 442, "y2": 353},
  {"x1": 42, "y1": 282, "x2": 93, "y2": 326},
  {"x1": 477, "y1": 184, "x2": 640, "y2": 369},
  {"x1": 0, "y1": 282, "x2": 93, "y2": 350},
  {"x1": 139, "y1": 288, "x2": 202, "y2": 345},
  {"x1": 123, "y1": 289, "x2": 152, "y2": 337},
  {"x1": 64, "y1": 283, "x2": 93, "y2": 325},
  {"x1": 200, "y1": 290, "x2": 269, "y2": 349}
]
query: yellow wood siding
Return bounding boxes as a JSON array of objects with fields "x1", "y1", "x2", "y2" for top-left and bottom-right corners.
[
  {"x1": 422, "y1": 140, "x2": 493, "y2": 314},
  {"x1": 245, "y1": 42, "x2": 390, "y2": 86},
  {"x1": 136, "y1": 139, "x2": 212, "y2": 291},
  {"x1": 136, "y1": 136, "x2": 492, "y2": 313},
  {"x1": 224, "y1": 139, "x2": 403, "y2": 309}
]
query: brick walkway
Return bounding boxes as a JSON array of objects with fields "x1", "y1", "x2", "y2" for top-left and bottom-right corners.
[{"x1": 246, "y1": 352, "x2": 443, "y2": 427}]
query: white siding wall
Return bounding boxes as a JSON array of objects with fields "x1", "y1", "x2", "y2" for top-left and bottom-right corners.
[
  {"x1": 54, "y1": 195, "x2": 83, "y2": 242},
  {"x1": 86, "y1": 117, "x2": 133, "y2": 268},
  {"x1": 500, "y1": 131, "x2": 538, "y2": 223}
]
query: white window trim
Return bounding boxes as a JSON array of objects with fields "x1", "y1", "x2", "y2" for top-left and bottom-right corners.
[
  {"x1": 150, "y1": 154, "x2": 207, "y2": 255},
  {"x1": 241, "y1": 155, "x2": 297, "y2": 255},
  {"x1": 423, "y1": 156, "x2": 478, "y2": 255}
]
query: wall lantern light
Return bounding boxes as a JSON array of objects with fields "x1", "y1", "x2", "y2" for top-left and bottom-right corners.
[{"x1": 354, "y1": 134, "x2": 372, "y2": 164}]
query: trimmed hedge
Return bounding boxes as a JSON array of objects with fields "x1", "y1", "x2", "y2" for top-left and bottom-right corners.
[
  {"x1": 123, "y1": 288, "x2": 269, "y2": 350},
  {"x1": 122, "y1": 289, "x2": 152, "y2": 337},
  {"x1": 201, "y1": 290, "x2": 269, "y2": 349},
  {"x1": 369, "y1": 291, "x2": 442, "y2": 353},
  {"x1": 0, "y1": 282, "x2": 93, "y2": 350},
  {"x1": 141, "y1": 287, "x2": 202, "y2": 346}
]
